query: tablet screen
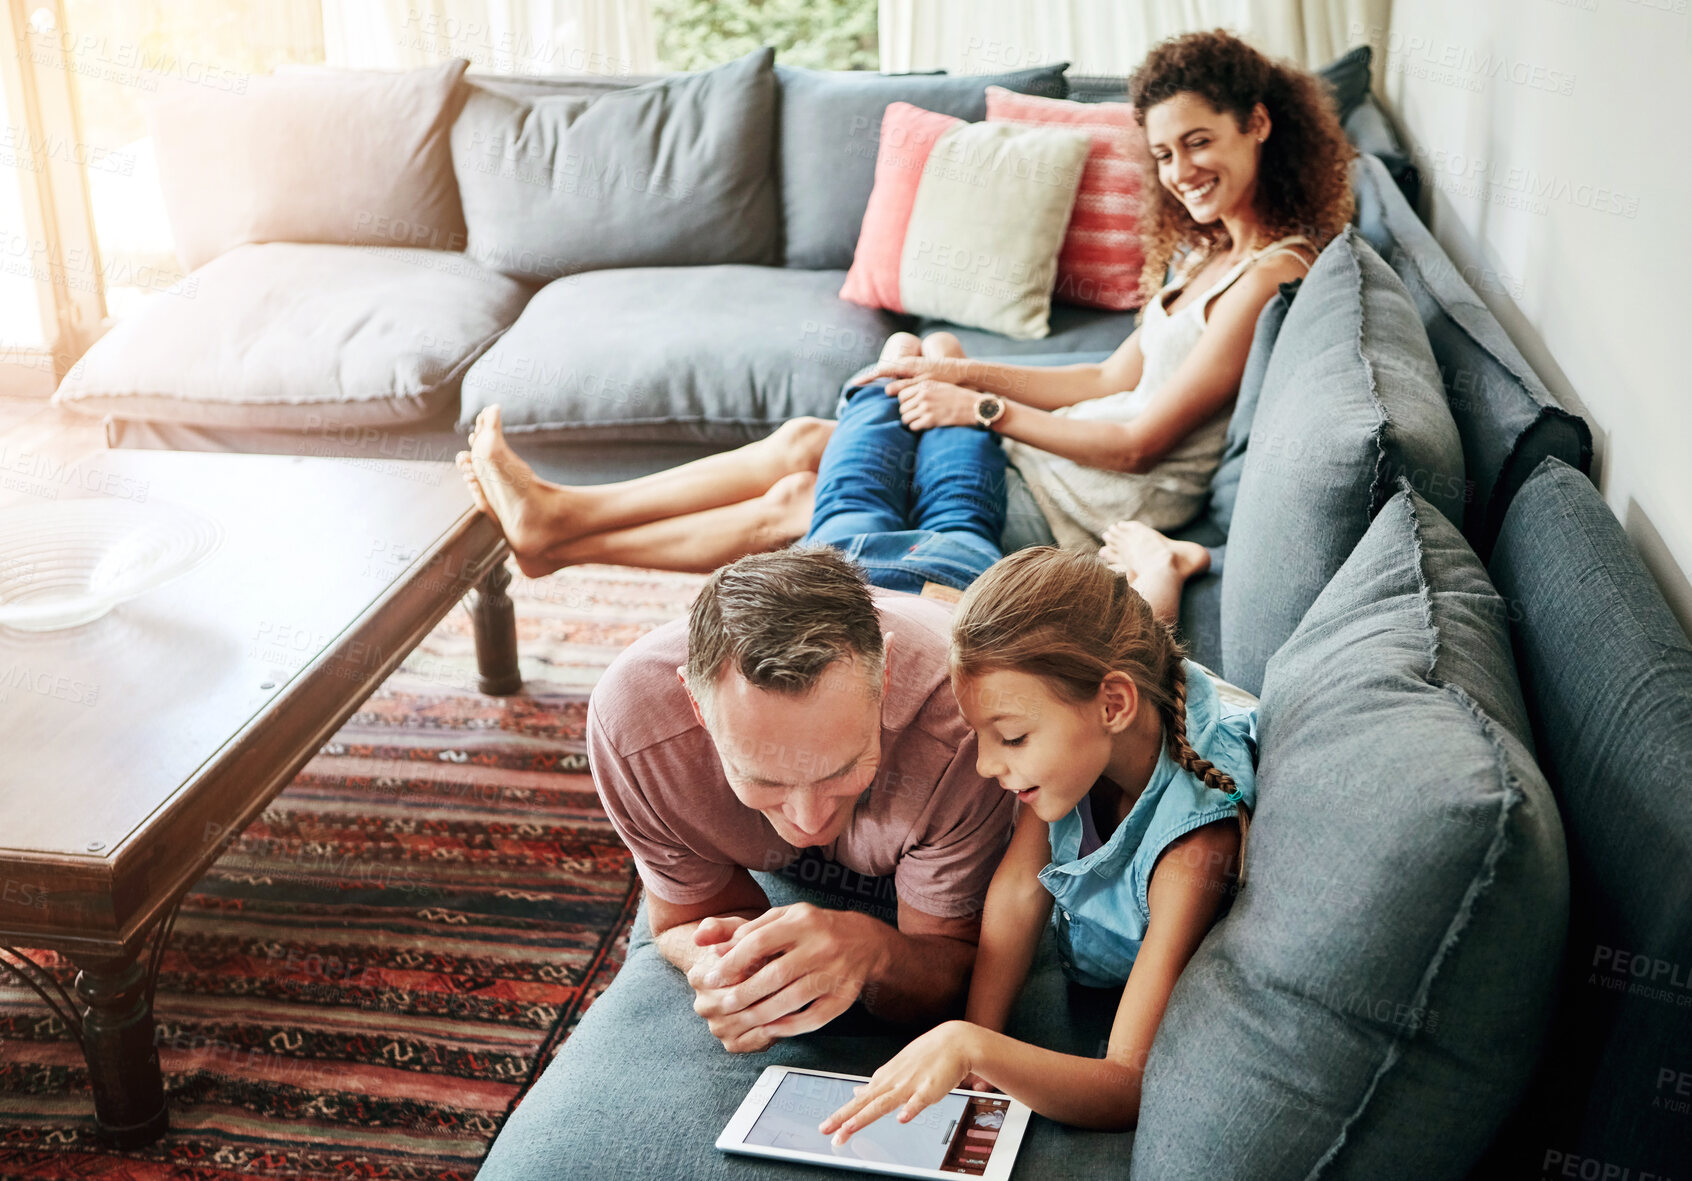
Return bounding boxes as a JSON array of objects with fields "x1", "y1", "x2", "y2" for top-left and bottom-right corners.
[{"x1": 743, "y1": 1071, "x2": 1012, "y2": 1175}]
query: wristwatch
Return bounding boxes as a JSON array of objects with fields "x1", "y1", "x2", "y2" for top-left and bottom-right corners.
[{"x1": 973, "y1": 394, "x2": 1006, "y2": 430}]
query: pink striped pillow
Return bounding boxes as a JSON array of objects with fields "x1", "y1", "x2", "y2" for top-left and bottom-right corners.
[
  {"x1": 985, "y1": 85, "x2": 1149, "y2": 311},
  {"x1": 839, "y1": 102, "x2": 1091, "y2": 340}
]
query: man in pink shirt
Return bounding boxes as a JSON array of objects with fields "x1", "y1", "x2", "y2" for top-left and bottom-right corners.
[{"x1": 588, "y1": 545, "x2": 1014, "y2": 1050}]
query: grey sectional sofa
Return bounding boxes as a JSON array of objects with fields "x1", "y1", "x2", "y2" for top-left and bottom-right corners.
[
  {"x1": 57, "y1": 46, "x2": 1388, "y2": 484},
  {"x1": 51, "y1": 47, "x2": 1692, "y2": 1179}
]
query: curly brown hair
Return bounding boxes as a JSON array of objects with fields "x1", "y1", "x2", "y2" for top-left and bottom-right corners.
[{"x1": 1127, "y1": 28, "x2": 1356, "y2": 305}]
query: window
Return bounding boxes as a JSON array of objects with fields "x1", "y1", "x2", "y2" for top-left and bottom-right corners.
[
  {"x1": 0, "y1": 64, "x2": 48, "y2": 353},
  {"x1": 653, "y1": 0, "x2": 877, "y2": 73},
  {"x1": 58, "y1": 0, "x2": 324, "y2": 318}
]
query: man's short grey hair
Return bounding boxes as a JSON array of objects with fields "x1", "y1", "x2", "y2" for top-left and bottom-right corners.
[{"x1": 685, "y1": 546, "x2": 885, "y2": 724}]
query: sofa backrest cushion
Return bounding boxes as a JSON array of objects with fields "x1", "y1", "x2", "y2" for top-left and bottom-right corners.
[
  {"x1": 1345, "y1": 94, "x2": 1419, "y2": 209},
  {"x1": 1220, "y1": 225, "x2": 1465, "y2": 695},
  {"x1": 775, "y1": 62, "x2": 1067, "y2": 271},
  {"x1": 1352, "y1": 153, "x2": 1592, "y2": 556},
  {"x1": 1204, "y1": 276, "x2": 1301, "y2": 538},
  {"x1": 450, "y1": 47, "x2": 779, "y2": 282},
  {"x1": 1481, "y1": 456, "x2": 1692, "y2": 1177},
  {"x1": 149, "y1": 59, "x2": 469, "y2": 271},
  {"x1": 1136, "y1": 485, "x2": 1568, "y2": 1179}
]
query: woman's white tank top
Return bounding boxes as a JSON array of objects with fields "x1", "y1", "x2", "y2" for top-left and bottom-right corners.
[{"x1": 1003, "y1": 234, "x2": 1316, "y2": 548}]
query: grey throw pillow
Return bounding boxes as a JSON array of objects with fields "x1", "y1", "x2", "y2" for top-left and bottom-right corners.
[
  {"x1": 1480, "y1": 457, "x2": 1692, "y2": 1177},
  {"x1": 1205, "y1": 276, "x2": 1301, "y2": 538},
  {"x1": 774, "y1": 62, "x2": 1067, "y2": 271},
  {"x1": 1134, "y1": 484, "x2": 1568, "y2": 1179},
  {"x1": 1220, "y1": 225, "x2": 1465, "y2": 694},
  {"x1": 451, "y1": 47, "x2": 779, "y2": 282}
]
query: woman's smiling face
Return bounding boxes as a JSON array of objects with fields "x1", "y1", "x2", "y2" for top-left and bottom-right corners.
[{"x1": 1143, "y1": 91, "x2": 1268, "y2": 225}]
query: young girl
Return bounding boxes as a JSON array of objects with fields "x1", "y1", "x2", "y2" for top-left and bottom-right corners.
[
  {"x1": 456, "y1": 28, "x2": 1354, "y2": 577},
  {"x1": 818, "y1": 544, "x2": 1257, "y2": 1139}
]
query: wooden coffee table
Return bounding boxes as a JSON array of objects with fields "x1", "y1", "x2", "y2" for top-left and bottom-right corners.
[{"x1": 0, "y1": 449, "x2": 519, "y2": 1146}]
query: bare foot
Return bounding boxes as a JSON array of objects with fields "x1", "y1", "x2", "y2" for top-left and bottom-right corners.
[
  {"x1": 1099, "y1": 520, "x2": 1210, "y2": 583},
  {"x1": 455, "y1": 451, "x2": 494, "y2": 517},
  {"x1": 467, "y1": 405, "x2": 570, "y2": 576}
]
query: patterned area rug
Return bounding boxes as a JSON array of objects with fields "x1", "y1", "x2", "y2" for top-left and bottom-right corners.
[{"x1": 0, "y1": 563, "x2": 706, "y2": 1180}]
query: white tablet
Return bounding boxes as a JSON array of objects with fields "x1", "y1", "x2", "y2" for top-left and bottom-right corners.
[{"x1": 717, "y1": 1066, "x2": 1032, "y2": 1180}]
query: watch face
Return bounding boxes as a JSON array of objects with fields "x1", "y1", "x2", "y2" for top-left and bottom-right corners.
[{"x1": 978, "y1": 397, "x2": 1004, "y2": 423}]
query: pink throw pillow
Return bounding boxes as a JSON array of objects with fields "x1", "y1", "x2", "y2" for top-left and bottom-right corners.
[
  {"x1": 839, "y1": 102, "x2": 1090, "y2": 341},
  {"x1": 985, "y1": 85, "x2": 1149, "y2": 311}
]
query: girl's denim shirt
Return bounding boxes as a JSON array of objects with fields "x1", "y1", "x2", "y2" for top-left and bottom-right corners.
[{"x1": 1037, "y1": 660, "x2": 1259, "y2": 988}]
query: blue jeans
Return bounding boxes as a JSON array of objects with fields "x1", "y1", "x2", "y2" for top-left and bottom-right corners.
[{"x1": 801, "y1": 381, "x2": 1006, "y2": 593}]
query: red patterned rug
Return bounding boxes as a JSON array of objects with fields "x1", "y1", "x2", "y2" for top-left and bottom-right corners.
[{"x1": 0, "y1": 563, "x2": 707, "y2": 1180}]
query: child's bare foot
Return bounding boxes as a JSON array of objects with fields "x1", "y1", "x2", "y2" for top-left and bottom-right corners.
[
  {"x1": 466, "y1": 405, "x2": 572, "y2": 576},
  {"x1": 1099, "y1": 520, "x2": 1211, "y2": 584}
]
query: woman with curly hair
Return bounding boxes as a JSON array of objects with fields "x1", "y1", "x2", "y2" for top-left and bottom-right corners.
[
  {"x1": 458, "y1": 28, "x2": 1355, "y2": 592},
  {"x1": 863, "y1": 26, "x2": 1356, "y2": 562}
]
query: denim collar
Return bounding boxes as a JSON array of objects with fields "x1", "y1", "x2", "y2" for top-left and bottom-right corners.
[{"x1": 1044, "y1": 662, "x2": 1226, "y2": 878}]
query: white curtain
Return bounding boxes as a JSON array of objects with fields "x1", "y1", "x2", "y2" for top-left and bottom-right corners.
[
  {"x1": 322, "y1": 0, "x2": 659, "y2": 76},
  {"x1": 877, "y1": 0, "x2": 1392, "y2": 79}
]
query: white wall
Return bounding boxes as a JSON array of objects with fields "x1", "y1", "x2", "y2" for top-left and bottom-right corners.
[
  {"x1": 877, "y1": 0, "x2": 1390, "y2": 77},
  {"x1": 1371, "y1": 0, "x2": 1692, "y2": 633}
]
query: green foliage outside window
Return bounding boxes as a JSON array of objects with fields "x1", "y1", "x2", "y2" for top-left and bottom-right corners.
[{"x1": 653, "y1": 0, "x2": 879, "y2": 72}]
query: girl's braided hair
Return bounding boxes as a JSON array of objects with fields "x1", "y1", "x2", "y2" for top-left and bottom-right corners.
[{"x1": 950, "y1": 548, "x2": 1238, "y2": 800}]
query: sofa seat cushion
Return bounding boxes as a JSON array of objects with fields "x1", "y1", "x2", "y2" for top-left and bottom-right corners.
[
  {"x1": 459, "y1": 265, "x2": 901, "y2": 444},
  {"x1": 53, "y1": 243, "x2": 532, "y2": 430},
  {"x1": 911, "y1": 303, "x2": 1136, "y2": 357},
  {"x1": 1135, "y1": 485, "x2": 1568, "y2": 1178},
  {"x1": 1481, "y1": 456, "x2": 1692, "y2": 1176},
  {"x1": 1220, "y1": 225, "x2": 1465, "y2": 695},
  {"x1": 1352, "y1": 153, "x2": 1591, "y2": 555}
]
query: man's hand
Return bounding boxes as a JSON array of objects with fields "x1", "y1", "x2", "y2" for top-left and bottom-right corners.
[
  {"x1": 885, "y1": 378, "x2": 984, "y2": 430},
  {"x1": 688, "y1": 902, "x2": 888, "y2": 1052},
  {"x1": 683, "y1": 915, "x2": 780, "y2": 1052}
]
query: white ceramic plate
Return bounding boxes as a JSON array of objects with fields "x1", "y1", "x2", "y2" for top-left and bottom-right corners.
[{"x1": 0, "y1": 498, "x2": 224, "y2": 632}]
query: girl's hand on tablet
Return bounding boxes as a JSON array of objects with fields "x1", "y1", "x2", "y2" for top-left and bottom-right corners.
[{"x1": 818, "y1": 1020, "x2": 983, "y2": 1147}]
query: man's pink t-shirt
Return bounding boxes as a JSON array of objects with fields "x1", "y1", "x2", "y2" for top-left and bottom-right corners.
[{"x1": 586, "y1": 590, "x2": 1013, "y2": 920}]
